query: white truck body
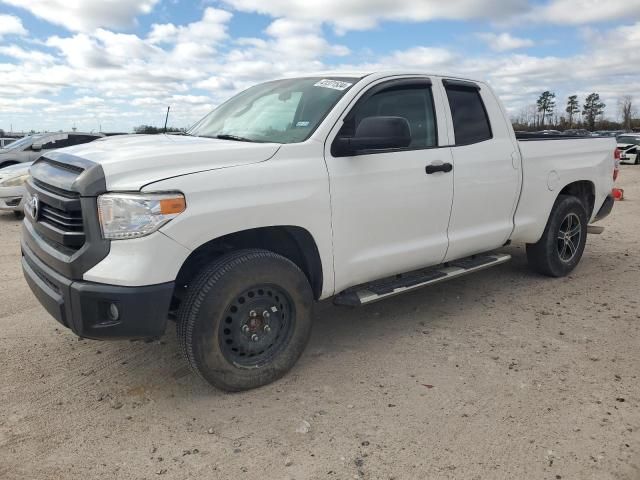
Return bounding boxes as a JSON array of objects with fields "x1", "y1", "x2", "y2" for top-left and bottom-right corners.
[
  {"x1": 56, "y1": 72, "x2": 615, "y2": 296},
  {"x1": 20, "y1": 71, "x2": 617, "y2": 389}
]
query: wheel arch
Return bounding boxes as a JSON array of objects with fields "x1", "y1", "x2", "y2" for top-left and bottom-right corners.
[
  {"x1": 0, "y1": 160, "x2": 20, "y2": 169},
  {"x1": 174, "y1": 225, "x2": 324, "y2": 303},
  {"x1": 557, "y1": 180, "x2": 596, "y2": 218}
]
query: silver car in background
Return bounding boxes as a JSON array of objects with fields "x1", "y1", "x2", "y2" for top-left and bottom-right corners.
[
  {"x1": 0, "y1": 138, "x2": 16, "y2": 148},
  {"x1": 0, "y1": 132, "x2": 104, "y2": 169},
  {"x1": 0, "y1": 161, "x2": 33, "y2": 217}
]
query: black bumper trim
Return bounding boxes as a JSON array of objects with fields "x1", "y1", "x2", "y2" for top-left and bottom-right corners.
[
  {"x1": 22, "y1": 241, "x2": 173, "y2": 340},
  {"x1": 593, "y1": 194, "x2": 614, "y2": 223}
]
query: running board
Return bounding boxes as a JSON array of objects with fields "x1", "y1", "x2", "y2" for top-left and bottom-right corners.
[{"x1": 334, "y1": 253, "x2": 511, "y2": 307}]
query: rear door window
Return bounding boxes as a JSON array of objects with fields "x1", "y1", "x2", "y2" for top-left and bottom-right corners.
[{"x1": 444, "y1": 84, "x2": 492, "y2": 145}]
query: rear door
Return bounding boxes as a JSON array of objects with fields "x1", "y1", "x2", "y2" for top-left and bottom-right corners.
[
  {"x1": 324, "y1": 77, "x2": 455, "y2": 292},
  {"x1": 441, "y1": 79, "x2": 521, "y2": 261}
]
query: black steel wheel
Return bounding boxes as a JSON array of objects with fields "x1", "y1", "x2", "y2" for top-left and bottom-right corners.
[
  {"x1": 526, "y1": 194, "x2": 588, "y2": 277},
  {"x1": 219, "y1": 285, "x2": 295, "y2": 367},
  {"x1": 177, "y1": 249, "x2": 313, "y2": 391}
]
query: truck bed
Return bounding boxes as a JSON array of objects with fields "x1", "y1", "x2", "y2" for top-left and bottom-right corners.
[{"x1": 510, "y1": 135, "x2": 616, "y2": 243}]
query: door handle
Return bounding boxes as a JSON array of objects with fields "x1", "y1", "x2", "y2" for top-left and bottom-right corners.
[{"x1": 425, "y1": 162, "x2": 453, "y2": 174}]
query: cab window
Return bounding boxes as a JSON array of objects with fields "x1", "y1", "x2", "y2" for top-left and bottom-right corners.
[{"x1": 338, "y1": 82, "x2": 438, "y2": 149}]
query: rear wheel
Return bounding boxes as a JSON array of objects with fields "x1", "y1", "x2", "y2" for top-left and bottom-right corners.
[
  {"x1": 526, "y1": 195, "x2": 588, "y2": 277},
  {"x1": 177, "y1": 249, "x2": 313, "y2": 391}
]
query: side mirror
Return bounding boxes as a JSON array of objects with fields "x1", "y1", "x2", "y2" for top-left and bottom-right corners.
[
  {"x1": 31, "y1": 143, "x2": 42, "y2": 151},
  {"x1": 333, "y1": 116, "x2": 411, "y2": 156}
]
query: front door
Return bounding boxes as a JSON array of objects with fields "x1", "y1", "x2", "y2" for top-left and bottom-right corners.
[{"x1": 324, "y1": 77, "x2": 455, "y2": 293}]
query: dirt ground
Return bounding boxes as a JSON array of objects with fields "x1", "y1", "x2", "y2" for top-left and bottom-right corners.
[{"x1": 1, "y1": 166, "x2": 639, "y2": 480}]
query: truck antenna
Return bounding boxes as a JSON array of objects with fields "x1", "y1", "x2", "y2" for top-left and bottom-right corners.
[{"x1": 164, "y1": 106, "x2": 170, "y2": 133}]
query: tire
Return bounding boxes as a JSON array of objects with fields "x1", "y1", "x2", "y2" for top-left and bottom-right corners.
[
  {"x1": 13, "y1": 211, "x2": 23, "y2": 219},
  {"x1": 177, "y1": 249, "x2": 313, "y2": 391},
  {"x1": 635, "y1": 153, "x2": 639, "y2": 165},
  {"x1": 526, "y1": 195, "x2": 588, "y2": 277}
]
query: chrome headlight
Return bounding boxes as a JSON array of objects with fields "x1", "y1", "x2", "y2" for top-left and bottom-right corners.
[
  {"x1": 0, "y1": 173, "x2": 30, "y2": 187},
  {"x1": 97, "y1": 192, "x2": 186, "y2": 240}
]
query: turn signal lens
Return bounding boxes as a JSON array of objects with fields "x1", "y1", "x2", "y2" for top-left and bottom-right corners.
[{"x1": 160, "y1": 197, "x2": 186, "y2": 215}]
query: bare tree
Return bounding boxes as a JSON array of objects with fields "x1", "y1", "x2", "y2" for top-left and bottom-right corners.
[{"x1": 619, "y1": 96, "x2": 635, "y2": 131}]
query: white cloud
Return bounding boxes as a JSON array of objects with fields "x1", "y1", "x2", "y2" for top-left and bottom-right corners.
[
  {"x1": 0, "y1": 0, "x2": 159, "y2": 32},
  {"x1": 0, "y1": 13, "x2": 27, "y2": 38},
  {"x1": 477, "y1": 32, "x2": 534, "y2": 51},
  {"x1": 1, "y1": 3, "x2": 639, "y2": 132},
  {"x1": 0, "y1": 44, "x2": 55, "y2": 63},
  {"x1": 531, "y1": 0, "x2": 640, "y2": 25},
  {"x1": 222, "y1": 0, "x2": 529, "y2": 32},
  {"x1": 147, "y1": 7, "x2": 232, "y2": 45}
]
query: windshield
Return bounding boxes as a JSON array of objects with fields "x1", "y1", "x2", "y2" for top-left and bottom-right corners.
[
  {"x1": 1, "y1": 135, "x2": 42, "y2": 151},
  {"x1": 618, "y1": 136, "x2": 640, "y2": 145},
  {"x1": 188, "y1": 77, "x2": 357, "y2": 143}
]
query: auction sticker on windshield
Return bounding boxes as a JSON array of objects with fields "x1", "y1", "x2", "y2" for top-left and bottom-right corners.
[{"x1": 314, "y1": 79, "x2": 353, "y2": 91}]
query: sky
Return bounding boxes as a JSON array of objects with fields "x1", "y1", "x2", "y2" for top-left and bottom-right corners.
[{"x1": 0, "y1": 0, "x2": 638, "y2": 133}]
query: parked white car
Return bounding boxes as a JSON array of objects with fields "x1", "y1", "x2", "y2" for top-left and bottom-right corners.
[
  {"x1": 0, "y1": 161, "x2": 32, "y2": 217},
  {"x1": 617, "y1": 134, "x2": 640, "y2": 164},
  {"x1": 21, "y1": 71, "x2": 617, "y2": 391}
]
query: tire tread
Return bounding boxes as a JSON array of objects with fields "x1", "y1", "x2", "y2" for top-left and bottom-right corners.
[{"x1": 177, "y1": 249, "x2": 309, "y2": 390}]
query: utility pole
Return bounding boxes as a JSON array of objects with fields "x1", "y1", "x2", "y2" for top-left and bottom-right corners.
[{"x1": 164, "y1": 106, "x2": 170, "y2": 133}]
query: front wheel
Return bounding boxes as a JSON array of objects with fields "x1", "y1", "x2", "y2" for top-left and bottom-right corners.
[
  {"x1": 526, "y1": 195, "x2": 588, "y2": 277},
  {"x1": 177, "y1": 249, "x2": 313, "y2": 391}
]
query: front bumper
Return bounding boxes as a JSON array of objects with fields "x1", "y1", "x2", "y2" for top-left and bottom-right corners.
[
  {"x1": 0, "y1": 185, "x2": 26, "y2": 211},
  {"x1": 22, "y1": 240, "x2": 174, "y2": 340}
]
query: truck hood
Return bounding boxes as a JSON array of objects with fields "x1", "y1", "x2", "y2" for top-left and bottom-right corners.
[{"x1": 53, "y1": 134, "x2": 281, "y2": 191}]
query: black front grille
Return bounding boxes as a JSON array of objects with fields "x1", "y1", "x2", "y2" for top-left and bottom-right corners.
[
  {"x1": 33, "y1": 178, "x2": 80, "y2": 199},
  {"x1": 40, "y1": 204, "x2": 84, "y2": 232},
  {"x1": 22, "y1": 152, "x2": 110, "y2": 280},
  {"x1": 26, "y1": 164, "x2": 86, "y2": 251}
]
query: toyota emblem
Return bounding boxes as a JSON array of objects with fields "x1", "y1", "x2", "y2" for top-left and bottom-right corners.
[{"x1": 29, "y1": 194, "x2": 40, "y2": 220}]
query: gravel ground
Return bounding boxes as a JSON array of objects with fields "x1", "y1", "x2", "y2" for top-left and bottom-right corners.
[{"x1": 1, "y1": 166, "x2": 639, "y2": 480}]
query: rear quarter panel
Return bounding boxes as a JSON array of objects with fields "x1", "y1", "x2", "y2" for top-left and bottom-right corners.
[{"x1": 511, "y1": 137, "x2": 615, "y2": 243}]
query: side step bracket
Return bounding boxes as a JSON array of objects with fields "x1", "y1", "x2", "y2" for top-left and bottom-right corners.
[{"x1": 334, "y1": 253, "x2": 511, "y2": 306}]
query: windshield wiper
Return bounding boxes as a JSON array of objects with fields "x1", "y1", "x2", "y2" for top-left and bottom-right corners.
[{"x1": 214, "y1": 134, "x2": 255, "y2": 142}]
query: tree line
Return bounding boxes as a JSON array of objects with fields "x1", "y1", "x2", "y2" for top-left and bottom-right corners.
[
  {"x1": 512, "y1": 92, "x2": 639, "y2": 132},
  {"x1": 133, "y1": 125, "x2": 186, "y2": 134}
]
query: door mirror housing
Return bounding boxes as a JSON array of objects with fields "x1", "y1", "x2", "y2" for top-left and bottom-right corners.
[
  {"x1": 31, "y1": 143, "x2": 42, "y2": 151},
  {"x1": 333, "y1": 116, "x2": 411, "y2": 156}
]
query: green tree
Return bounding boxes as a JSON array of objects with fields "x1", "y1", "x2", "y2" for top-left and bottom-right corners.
[
  {"x1": 565, "y1": 95, "x2": 580, "y2": 129},
  {"x1": 536, "y1": 91, "x2": 556, "y2": 128},
  {"x1": 582, "y1": 93, "x2": 606, "y2": 131},
  {"x1": 133, "y1": 125, "x2": 186, "y2": 134}
]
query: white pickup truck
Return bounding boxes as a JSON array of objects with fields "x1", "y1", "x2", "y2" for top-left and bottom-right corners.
[{"x1": 21, "y1": 72, "x2": 617, "y2": 391}]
